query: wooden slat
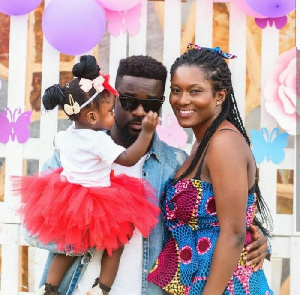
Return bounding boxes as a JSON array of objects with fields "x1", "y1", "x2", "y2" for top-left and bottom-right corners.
[
  {"x1": 162, "y1": 0, "x2": 181, "y2": 116},
  {"x1": 276, "y1": 148, "x2": 294, "y2": 170},
  {"x1": 259, "y1": 161, "x2": 277, "y2": 226},
  {"x1": 38, "y1": 0, "x2": 60, "y2": 172},
  {"x1": 260, "y1": 27, "x2": 279, "y2": 129},
  {"x1": 271, "y1": 257, "x2": 283, "y2": 294},
  {"x1": 1, "y1": 13, "x2": 28, "y2": 295},
  {"x1": 259, "y1": 27, "x2": 280, "y2": 237},
  {"x1": 4, "y1": 14, "x2": 28, "y2": 223},
  {"x1": 180, "y1": 2, "x2": 196, "y2": 54},
  {"x1": 271, "y1": 236, "x2": 291, "y2": 258},
  {"x1": 290, "y1": 236, "x2": 300, "y2": 293},
  {"x1": 228, "y1": 1, "x2": 247, "y2": 121},
  {"x1": 129, "y1": 0, "x2": 148, "y2": 56},
  {"x1": 273, "y1": 215, "x2": 293, "y2": 236},
  {"x1": 109, "y1": 35, "x2": 127, "y2": 87},
  {"x1": 195, "y1": 0, "x2": 213, "y2": 47},
  {"x1": 1, "y1": 224, "x2": 20, "y2": 294},
  {"x1": 28, "y1": 247, "x2": 48, "y2": 292},
  {"x1": 0, "y1": 144, "x2": 5, "y2": 158}
]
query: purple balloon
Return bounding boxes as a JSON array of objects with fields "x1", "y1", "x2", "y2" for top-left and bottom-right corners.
[
  {"x1": 0, "y1": 0, "x2": 42, "y2": 16},
  {"x1": 246, "y1": 0, "x2": 295, "y2": 17},
  {"x1": 42, "y1": 0, "x2": 106, "y2": 55}
]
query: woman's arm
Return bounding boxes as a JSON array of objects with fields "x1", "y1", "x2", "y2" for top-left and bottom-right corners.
[{"x1": 201, "y1": 131, "x2": 250, "y2": 295}]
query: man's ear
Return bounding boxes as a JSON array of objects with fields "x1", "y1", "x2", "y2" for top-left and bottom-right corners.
[
  {"x1": 216, "y1": 89, "x2": 227, "y2": 106},
  {"x1": 86, "y1": 111, "x2": 97, "y2": 124}
]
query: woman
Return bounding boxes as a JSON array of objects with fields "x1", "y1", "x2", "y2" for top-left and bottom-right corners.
[{"x1": 147, "y1": 45, "x2": 273, "y2": 294}]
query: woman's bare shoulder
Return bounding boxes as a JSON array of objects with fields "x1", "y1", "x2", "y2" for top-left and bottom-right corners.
[{"x1": 208, "y1": 122, "x2": 251, "y2": 162}]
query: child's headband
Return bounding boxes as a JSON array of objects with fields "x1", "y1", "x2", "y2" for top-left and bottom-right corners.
[
  {"x1": 63, "y1": 72, "x2": 119, "y2": 116},
  {"x1": 187, "y1": 43, "x2": 237, "y2": 59},
  {"x1": 79, "y1": 72, "x2": 119, "y2": 97}
]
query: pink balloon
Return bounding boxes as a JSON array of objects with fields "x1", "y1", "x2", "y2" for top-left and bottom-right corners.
[
  {"x1": 246, "y1": 0, "x2": 295, "y2": 18},
  {"x1": 97, "y1": 0, "x2": 140, "y2": 11},
  {"x1": 0, "y1": 0, "x2": 42, "y2": 16},
  {"x1": 230, "y1": 0, "x2": 264, "y2": 18},
  {"x1": 42, "y1": 0, "x2": 106, "y2": 56}
]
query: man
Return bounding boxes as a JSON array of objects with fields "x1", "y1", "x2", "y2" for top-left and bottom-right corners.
[{"x1": 27, "y1": 55, "x2": 268, "y2": 294}]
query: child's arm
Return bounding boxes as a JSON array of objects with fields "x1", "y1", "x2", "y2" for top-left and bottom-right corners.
[{"x1": 114, "y1": 111, "x2": 159, "y2": 166}]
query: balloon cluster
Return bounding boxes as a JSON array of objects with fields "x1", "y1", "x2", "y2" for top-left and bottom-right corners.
[
  {"x1": 0, "y1": 0, "x2": 141, "y2": 55},
  {"x1": 231, "y1": 0, "x2": 295, "y2": 29}
]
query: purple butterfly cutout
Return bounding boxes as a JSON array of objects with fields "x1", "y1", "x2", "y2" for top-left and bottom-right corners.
[
  {"x1": 255, "y1": 15, "x2": 287, "y2": 29},
  {"x1": 0, "y1": 107, "x2": 32, "y2": 144}
]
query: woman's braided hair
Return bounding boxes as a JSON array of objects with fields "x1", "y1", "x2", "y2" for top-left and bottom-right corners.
[{"x1": 171, "y1": 48, "x2": 272, "y2": 237}]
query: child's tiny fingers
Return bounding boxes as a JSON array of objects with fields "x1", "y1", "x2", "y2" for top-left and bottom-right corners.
[
  {"x1": 154, "y1": 114, "x2": 160, "y2": 122},
  {"x1": 147, "y1": 110, "x2": 154, "y2": 116}
]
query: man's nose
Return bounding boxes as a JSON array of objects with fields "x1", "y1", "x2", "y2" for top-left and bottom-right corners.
[{"x1": 132, "y1": 104, "x2": 146, "y2": 116}]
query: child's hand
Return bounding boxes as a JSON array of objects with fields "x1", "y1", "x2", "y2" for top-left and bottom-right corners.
[{"x1": 142, "y1": 111, "x2": 159, "y2": 134}]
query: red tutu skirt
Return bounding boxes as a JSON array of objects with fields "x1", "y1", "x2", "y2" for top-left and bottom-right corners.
[{"x1": 12, "y1": 168, "x2": 159, "y2": 255}]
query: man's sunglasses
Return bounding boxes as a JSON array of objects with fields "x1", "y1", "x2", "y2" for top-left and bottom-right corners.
[{"x1": 118, "y1": 94, "x2": 165, "y2": 113}]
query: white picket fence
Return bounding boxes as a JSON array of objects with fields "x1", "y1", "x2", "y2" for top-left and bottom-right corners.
[{"x1": 0, "y1": 0, "x2": 299, "y2": 294}]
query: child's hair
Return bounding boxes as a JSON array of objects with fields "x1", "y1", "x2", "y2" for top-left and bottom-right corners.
[
  {"x1": 115, "y1": 55, "x2": 168, "y2": 94},
  {"x1": 42, "y1": 55, "x2": 107, "y2": 120},
  {"x1": 171, "y1": 47, "x2": 273, "y2": 238}
]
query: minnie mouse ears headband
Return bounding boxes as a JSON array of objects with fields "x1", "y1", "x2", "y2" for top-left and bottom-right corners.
[
  {"x1": 63, "y1": 72, "x2": 119, "y2": 116},
  {"x1": 187, "y1": 43, "x2": 237, "y2": 59}
]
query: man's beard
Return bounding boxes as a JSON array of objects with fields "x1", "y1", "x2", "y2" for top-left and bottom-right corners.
[{"x1": 115, "y1": 117, "x2": 142, "y2": 147}]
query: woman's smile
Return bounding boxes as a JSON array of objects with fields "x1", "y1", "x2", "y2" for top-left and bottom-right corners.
[{"x1": 177, "y1": 108, "x2": 195, "y2": 118}]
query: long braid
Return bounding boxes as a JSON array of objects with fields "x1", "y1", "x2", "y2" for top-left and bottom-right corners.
[
  {"x1": 229, "y1": 90, "x2": 273, "y2": 236},
  {"x1": 170, "y1": 48, "x2": 272, "y2": 237},
  {"x1": 227, "y1": 88, "x2": 251, "y2": 145}
]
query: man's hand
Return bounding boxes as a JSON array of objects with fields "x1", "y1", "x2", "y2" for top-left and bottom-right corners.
[{"x1": 243, "y1": 224, "x2": 268, "y2": 271}]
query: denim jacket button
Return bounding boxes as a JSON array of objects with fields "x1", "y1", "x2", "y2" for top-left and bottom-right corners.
[{"x1": 143, "y1": 269, "x2": 148, "y2": 274}]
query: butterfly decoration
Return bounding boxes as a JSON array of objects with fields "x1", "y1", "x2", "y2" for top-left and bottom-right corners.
[
  {"x1": 255, "y1": 15, "x2": 287, "y2": 30},
  {"x1": 156, "y1": 113, "x2": 188, "y2": 148},
  {"x1": 250, "y1": 127, "x2": 289, "y2": 164},
  {"x1": 0, "y1": 107, "x2": 32, "y2": 144},
  {"x1": 105, "y1": 3, "x2": 142, "y2": 37}
]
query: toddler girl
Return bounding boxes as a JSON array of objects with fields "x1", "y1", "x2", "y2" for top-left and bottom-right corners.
[{"x1": 13, "y1": 55, "x2": 160, "y2": 295}]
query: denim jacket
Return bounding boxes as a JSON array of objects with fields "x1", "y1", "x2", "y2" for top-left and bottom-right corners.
[{"x1": 25, "y1": 132, "x2": 188, "y2": 294}]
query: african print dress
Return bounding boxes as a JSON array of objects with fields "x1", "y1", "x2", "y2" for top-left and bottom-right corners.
[{"x1": 147, "y1": 177, "x2": 273, "y2": 294}]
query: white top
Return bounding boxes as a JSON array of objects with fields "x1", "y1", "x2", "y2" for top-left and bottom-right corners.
[
  {"x1": 55, "y1": 125, "x2": 125, "y2": 187},
  {"x1": 73, "y1": 156, "x2": 147, "y2": 295}
]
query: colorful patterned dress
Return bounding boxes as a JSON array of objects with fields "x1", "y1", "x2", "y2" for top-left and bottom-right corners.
[{"x1": 147, "y1": 146, "x2": 273, "y2": 294}]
